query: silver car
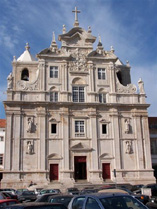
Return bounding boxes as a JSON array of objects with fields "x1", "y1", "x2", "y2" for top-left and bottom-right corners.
[{"x1": 68, "y1": 193, "x2": 148, "y2": 209}]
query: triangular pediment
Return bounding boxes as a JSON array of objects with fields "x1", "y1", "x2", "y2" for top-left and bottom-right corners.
[
  {"x1": 47, "y1": 153, "x2": 62, "y2": 160},
  {"x1": 99, "y1": 153, "x2": 114, "y2": 159},
  {"x1": 70, "y1": 142, "x2": 93, "y2": 152}
]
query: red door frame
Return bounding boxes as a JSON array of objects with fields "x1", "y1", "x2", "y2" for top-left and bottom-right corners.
[{"x1": 50, "y1": 164, "x2": 58, "y2": 181}]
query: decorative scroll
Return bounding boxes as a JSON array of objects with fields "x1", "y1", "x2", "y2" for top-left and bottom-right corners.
[{"x1": 117, "y1": 82, "x2": 137, "y2": 94}]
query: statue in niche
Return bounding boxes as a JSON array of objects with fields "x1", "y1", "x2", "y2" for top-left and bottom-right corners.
[
  {"x1": 27, "y1": 117, "x2": 33, "y2": 133},
  {"x1": 125, "y1": 141, "x2": 133, "y2": 154},
  {"x1": 7, "y1": 72, "x2": 13, "y2": 89},
  {"x1": 138, "y1": 78, "x2": 145, "y2": 94},
  {"x1": 125, "y1": 119, "x2": 130, "y2": 134},
  {"x1": 27, "y1": 141, "x2": 34, "y2": 155}
]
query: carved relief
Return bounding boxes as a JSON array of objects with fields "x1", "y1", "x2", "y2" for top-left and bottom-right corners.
[
  {"x1": 26, "y1": 141, "x2": 34, "y2": 155},
  {"x1": 7, "y1": 72, "x2": 13, "y2": 89},
  {"x1": 69, "y1": 48, "x2": 88, "y2": 72},
  {"x1": 117, "y1": 82, "x2": 137, "y2": 93},
  {"x1": 27, "y1": 117, "x2": 36, "y2": 133},
  {"x1": 125, "y1": 140, "x2": 133, "y2": 154}
]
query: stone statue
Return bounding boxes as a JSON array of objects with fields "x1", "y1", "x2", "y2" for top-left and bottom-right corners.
[
  {"x1": 125, "y1": 119, "x2": 129, "y2": 134},
  {"x1": 27, "y1": 117, "x2": 33, "y2": 133},
  {"x1": 138, "y1": 78, "x2": 145, "y2": 94},
  {"x1": 125, "y1": 141, "x2": 132, "y2": 154},
  {"x1": 27, "y1": 141, "x2": 33, "y2": 154},
  {"x1": 7, "y1": 72, "x2": 13, "y2": 89}
]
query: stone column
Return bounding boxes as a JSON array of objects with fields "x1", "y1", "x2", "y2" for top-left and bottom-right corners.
[
  {"x1": 109, "y1": 62, "x2": 116, "y2": 103},
  {"x1": 110, "y1": 110, "x2": 122, "y2": 180},
  {"x1": 89, "y1": 111, "x2": 102, "y2": 183},
  {"x1": 39, "y1": 59, "x2": 46, "y2": 91},
  {"x1": 60, "y1": 110, "x2": 73, "y2": 185},
  {"x1": 37, "y1": 108, "x2": 46, "y2": 171},
  {"x1": 12, "y1": 112, "x2": 21, "y2": 171},
  {"x1": 133, "y1": 115, "x2": 145, "y2": 169},
  {"x1": 4, "y1": 113, "x2": 13, "y2": 171}
]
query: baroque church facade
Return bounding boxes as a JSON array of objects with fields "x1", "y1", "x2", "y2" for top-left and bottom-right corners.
[{"x1": 2, "y1": 8, "x2": 155, "y2": 188}]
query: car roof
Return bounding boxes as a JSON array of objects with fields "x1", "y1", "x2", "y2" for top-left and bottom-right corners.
[
  {"x1": 76, "y1": 192, "x2": 131, "y2": 198},
  {"x1": 10, "y1": 202, "x2": 65, "y2": 206}
]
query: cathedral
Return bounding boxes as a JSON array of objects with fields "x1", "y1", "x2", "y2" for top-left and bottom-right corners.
[{"x1": 2, "y1": 8, "x2": 155, "y2": 188}]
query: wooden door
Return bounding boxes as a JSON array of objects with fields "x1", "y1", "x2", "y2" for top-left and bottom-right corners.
[
  {"x1": 50, "y1": 164, "x2": 58, "y2": 181},
  {"x1": 74, "y1": 156, "x2": 87, "y2": 180},
  {"x1": 102, "y1": 163, "x2": 110, "y2": 179}
]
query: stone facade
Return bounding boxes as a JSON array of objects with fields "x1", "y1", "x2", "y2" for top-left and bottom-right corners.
[{"x1": 2, "y1": 9, "x2": 155, "y2": 188}]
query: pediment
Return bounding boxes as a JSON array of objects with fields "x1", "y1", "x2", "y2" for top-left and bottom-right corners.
[
  {"x1": 47, "y1": 153, "x2": 62, "y2": 160},
  {"x1": 70, "y1": 142, "x2": 93, "y2": 152},
  {"x1": 99, "y1": 153, "x2": 114, "y2": 159}
]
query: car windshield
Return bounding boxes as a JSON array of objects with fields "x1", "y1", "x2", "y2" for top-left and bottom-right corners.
[{"x1": 100, "y1": 196, "x2": 147, "y2": 209}]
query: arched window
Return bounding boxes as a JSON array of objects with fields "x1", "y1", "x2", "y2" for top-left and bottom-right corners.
[{"x1": 21, "y1": 68, "x2": 29, "y2": 81}]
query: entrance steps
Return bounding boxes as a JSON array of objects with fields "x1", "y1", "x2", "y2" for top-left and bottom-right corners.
[{"x1": 44, "y1": 180, "x2": 116, "y2": 193}]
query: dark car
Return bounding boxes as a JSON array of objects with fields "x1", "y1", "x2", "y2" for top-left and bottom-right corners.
[
  {"x1": 134, "y1": 184, "x2": 157, "y2": 197},
  {"x1": 48, "y1": 195, "x2": 73, "y2": 207},
  {"x1": 116, "y1": 187, "x2": 150, "y2": 205},
  {"x1": 80, "y1": 188, "x2": 98, "y2": 195},
  {"x1": 68, "y1": 193, "x2": 148, "y2": 209},
  {"x1": 17, "y1": 191, "x2": 37, "y2": 202},
  {"x1": 131, "y1": 184, "x2": 144, "y2": 192},
  {"x1": 36, "y1": 193, "x2": 57, "y2": 202},
  {"x1": 67, "y1": 188, "x2": 79, "y2": 195},
  {"x1": 3, "y1": 202, "x2": 67, "y2": 209}
]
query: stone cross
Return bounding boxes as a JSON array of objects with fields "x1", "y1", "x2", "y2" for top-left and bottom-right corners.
[{"x1": 72, "y1": 7, "x2": 80, "y2": 27}]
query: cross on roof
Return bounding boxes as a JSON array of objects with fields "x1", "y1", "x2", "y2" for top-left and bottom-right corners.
[{"x1": 72, "y1": 7, "x2": 81, "y2": 27}]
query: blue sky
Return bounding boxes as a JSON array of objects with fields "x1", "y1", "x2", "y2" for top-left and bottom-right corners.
[{"x1": 0, "y1": 0, "x2": 157, "y2": 118}]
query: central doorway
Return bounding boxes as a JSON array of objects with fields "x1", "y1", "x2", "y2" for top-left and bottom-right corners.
[{"x1": 74, "y1": 156, "x2": 87, "y2": 180}]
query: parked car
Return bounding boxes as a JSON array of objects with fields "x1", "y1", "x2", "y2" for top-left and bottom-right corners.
[
  {"x1": 1, "y1": 192, "x2": 18, "y2": 200},
  {"x1": 99, "y1": 188, "x2": 149, "y2": 204},
  {"x1": 15, "y1": 189, "x2": 28, "y2": 196},
  {"x1": 80, "y1": 188, "x2": 98, "y2": 195},
  {"x1": 131, "y1": 184, "x2": 144, "y2": 192},
  {"x1": 48, "y1": 195, "x2": 73, "y2": 207},
  {"x1": 67, "y1": 188, "x2": 79, "y2": 195},
  {"x1": 0, "y1": 199, "x2": 18, "y2": 208},
  {"x1": 38, "y1": 189, "x2": 60, "y2": 197},
  {"x1": 134, "y1": 184, "x2": 157, "y2": 197},
  {"x1": 17, "y1": 190, "x2": 37, "y2": 202},
  {"x1": 0, "y1": 189, "x2": 16, "y2": 195},
  {"x1": 68, "y1": 193, "x2": 148, "y2": 209},
  {"x1": 34, "y1": 188, "x2": 43, "y2": 195},
  {"x1": 36, "y1": 193, "x2": 57, "y2": 202},
  {"x1": 3, "y1": 202, "x2": 68, "y2": 209}
]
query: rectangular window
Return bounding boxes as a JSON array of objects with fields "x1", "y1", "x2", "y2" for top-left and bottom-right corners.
[
  {"x1": 50, "y1": 66, "x2": 58, "y2": 78},
  {"x1": 99, "y1": 93, "x2": 106, "y2": 103},
  {"x1": 75, "y1": 121, "x2": 85, "y2": 137},
  {"x1": 51, "y1": 124, "x2": 57, "y2": 134},
  {"x1": 72, "y1": 86, "x2": 84, "y2": 102},
  {"x1": 0, "y1": 137, "x2": 4, "y2": 141},
  {"x1": 50, "y1": 92, "x2": 58, "y2": 102},
  {"x1": 0, "y1": 154, "x2": 3, "y2": 165},
  {"x1": 98, "y1": 68, "x2": 106, "y2": 80},
  {"x1": 151, "y1": 139, "x2": 157, "y2": 154},
  {"x1": 102, "y1": 124, "x2": 107, "y2": 134}
]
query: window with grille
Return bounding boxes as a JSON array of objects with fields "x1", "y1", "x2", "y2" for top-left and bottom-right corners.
[
  {"x1": 98, "y1": 68, "x2": 106, "y2": 80},
  {"x1": 72, "y1": 86, "x2": 84, "y2": 102},
  {"x1": 50, "y1": 92, "x2": 58, "y2": 102},
  {"x1": 99, "y1": 93, "x2": 106, "y2": 103},
  {"x1": 75, "y1": 121, "x2": 85, "y2": 137},
  {"x1": 51, "y1": 124, "x2": 57, "y2": 134},
  {"x1": 50, "y1": 66, "x2": 58, "y2": 78},
  {"x1": 102, "y1": 124, "x2": 107, "y2": 134},
  {"x1": 0, "y1": 154, "x2": 3, "y2": 165}
]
